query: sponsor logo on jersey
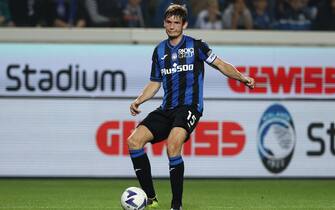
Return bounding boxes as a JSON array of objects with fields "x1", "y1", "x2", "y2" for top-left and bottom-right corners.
[
  {"x1": 161, "y1": 63, "x2": 194, "y2": 75},
  {"x1": 178, "y1": 48, "x2": 194, "y2": 59},
  {"x1": 161, "y1": 54, "x2": 168, "y2": 60}
]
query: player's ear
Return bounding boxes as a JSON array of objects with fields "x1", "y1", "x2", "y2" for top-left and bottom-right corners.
[{"x1": 183, "y1": 21, "x2": 188, "y2": 29}]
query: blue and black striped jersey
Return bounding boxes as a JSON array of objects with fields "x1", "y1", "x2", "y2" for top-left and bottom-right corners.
[{"x1": 150, "y1": 35, "x2": 217, "y2": 113}]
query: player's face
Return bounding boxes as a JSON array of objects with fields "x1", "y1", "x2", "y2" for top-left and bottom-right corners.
[{"x1": 164, "y1": 15, "x2": 187, "y2": 39}]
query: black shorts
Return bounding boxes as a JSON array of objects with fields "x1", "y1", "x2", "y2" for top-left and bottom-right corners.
[{"x1": 139, "y1": 105, "x2": 202, "y2": 144}]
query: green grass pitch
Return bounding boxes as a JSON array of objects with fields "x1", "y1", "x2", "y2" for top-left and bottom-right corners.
[{"x1": 0, "y1": 179, "x2": 334, "y2": 210}]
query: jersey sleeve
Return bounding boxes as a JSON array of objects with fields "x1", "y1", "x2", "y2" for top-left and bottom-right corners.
[
  {"x1": 150, "y1": 47, "x2": 162, "y2": 82},
  {"x1": 197, "y1": 40, "x2": 217, "y2": 64}
]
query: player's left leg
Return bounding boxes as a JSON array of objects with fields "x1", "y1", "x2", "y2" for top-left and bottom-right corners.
[
  {"x1": 166, "y1": 127, "x2": 188, "y2": 210},
  {"x1": 167, "y1": 105, "x2": 202, "y2": 210}
]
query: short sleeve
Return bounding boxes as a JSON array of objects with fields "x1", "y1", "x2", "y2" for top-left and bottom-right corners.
[
  {"x1": 197, "y1": 40, "x2": 217, "y2": 64},
  {"x1": 150, "y1": 47, "x2": 162, "y2": 82}
]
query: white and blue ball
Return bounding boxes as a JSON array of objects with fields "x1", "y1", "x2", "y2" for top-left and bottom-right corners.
[{"x1": 121, "y1": 187, "x2": 147, "y2": 210}]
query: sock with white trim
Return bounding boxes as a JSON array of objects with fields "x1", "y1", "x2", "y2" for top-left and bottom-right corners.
[
  {"x1": 169, "y1": 155, "x2": 184, "y2": 208},
  {"x1": 129, "y1": 148, "x2": 156, "y2": 199}
]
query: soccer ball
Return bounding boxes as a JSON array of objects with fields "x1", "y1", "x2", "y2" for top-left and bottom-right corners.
[{"x1": 120, "y1": 187, "x2": 147, "y2": 210}]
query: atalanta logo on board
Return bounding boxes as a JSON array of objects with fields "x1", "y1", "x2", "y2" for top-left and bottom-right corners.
[{"x1": 257, "y1": 104, "x2": 296, "y2": 174}]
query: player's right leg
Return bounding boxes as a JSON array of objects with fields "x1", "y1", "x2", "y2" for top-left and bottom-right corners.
[
  {"x1": 129, "y1": 108, "x2": 172, "y2": 208},
  {"x1": 127, "y1": 125, "x2": 158, "y2": 208}
]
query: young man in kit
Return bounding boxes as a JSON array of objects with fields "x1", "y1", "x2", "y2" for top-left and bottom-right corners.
[{"x1": 127, "y1": 4, "x2": 255, "y2": 210}]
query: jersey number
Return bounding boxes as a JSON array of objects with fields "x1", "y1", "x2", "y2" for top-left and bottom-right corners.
[{"x1": 187, "y1": 110, "x2": 197, "y2": 128}]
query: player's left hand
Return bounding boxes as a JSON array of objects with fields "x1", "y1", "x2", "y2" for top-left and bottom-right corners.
[{"x1": 244, "y1": 76, "x2": 255, "y2": 89}]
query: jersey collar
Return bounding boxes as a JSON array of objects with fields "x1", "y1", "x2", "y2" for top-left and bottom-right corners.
[{"x1": 167, "y1": 35, "x2": 186, "y2": 50}]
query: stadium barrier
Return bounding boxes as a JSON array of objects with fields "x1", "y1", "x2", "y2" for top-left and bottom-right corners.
[{"x1": 0, "y1": 28, "x2": 334, "y2": 178}]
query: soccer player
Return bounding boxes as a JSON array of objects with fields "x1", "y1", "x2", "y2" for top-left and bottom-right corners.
[{"x1": 127, "y1": 4, "x2": 255, "y2": 210}]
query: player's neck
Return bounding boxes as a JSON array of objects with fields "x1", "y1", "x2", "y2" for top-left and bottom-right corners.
[{"x1": 169, "y1": 34, "x2": 184, "y2": 47}]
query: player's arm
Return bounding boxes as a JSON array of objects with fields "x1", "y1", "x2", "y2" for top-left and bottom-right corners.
[
  {"x1": 211, "y1": 57, "x2": 255, "y2": 89},
  {"x1": 130, "y1": 81, "x2": 161, "y2": 116}
]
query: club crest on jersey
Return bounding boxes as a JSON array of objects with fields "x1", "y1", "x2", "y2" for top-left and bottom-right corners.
[
  {"x1": 178, "y1": 48, "x2": 194, "y2": 58},
  {"x1": 172, "y1": 52, "x2": 178, "y2": 61}
]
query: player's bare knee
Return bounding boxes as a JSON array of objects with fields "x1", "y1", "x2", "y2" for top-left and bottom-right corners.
[
  {"x1": 167, "y1": 142, "x2": 181, "y2": 157},
  {"x1": 127, "y1": 135, "x2": 142, "y2": 150}
]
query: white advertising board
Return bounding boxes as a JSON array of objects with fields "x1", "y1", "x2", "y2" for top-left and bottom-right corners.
[
  {"x1": 0, "y1": 43, "x2": 334, "y2": 177},
  {"x1": 0, "y1": 43, "x2": 334, "y2": 99},
  {"x1": 0, "y1": 99, "x2": 334, "y2": 177}
]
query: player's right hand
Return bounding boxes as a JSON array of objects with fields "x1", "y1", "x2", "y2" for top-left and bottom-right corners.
[{"x1": 130, "y1": 101, "x2": 141, "y2": 116}]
